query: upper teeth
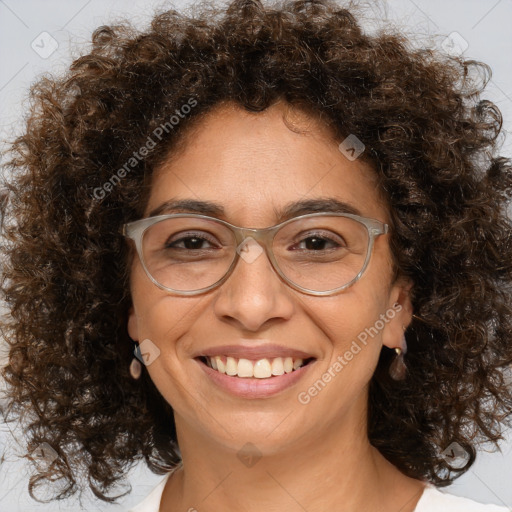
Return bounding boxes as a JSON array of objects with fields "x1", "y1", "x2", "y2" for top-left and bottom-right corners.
[{"x1": 205, "y1": 356, "x2": 307, "y2": 378}]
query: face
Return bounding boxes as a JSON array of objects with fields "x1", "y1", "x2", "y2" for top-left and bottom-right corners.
[{"x1": 127, "y1": 100, "x2": 412, "y2": 455}]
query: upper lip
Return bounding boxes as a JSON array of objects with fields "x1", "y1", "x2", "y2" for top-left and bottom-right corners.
[{"x1": 193, "y1": 343, "x2": 316, "y2": 360}]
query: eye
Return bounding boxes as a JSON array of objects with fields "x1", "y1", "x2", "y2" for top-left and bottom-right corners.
[
  {"x1": 293, "y1": 231, "x2": 346, "y2": 251},
  {"x1": 165, "y1": 231, "x2": 219, "y2": 250}
]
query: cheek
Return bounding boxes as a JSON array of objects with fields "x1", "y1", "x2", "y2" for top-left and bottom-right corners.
[
  {"x1": 301, "y1": 289, "x2": 389, "y2": 411},
  {"x1": 314, "y1": 285, "x2": 389, "y2": 352},
  {"x1": 129, "y1": 262, "x2": 194, "y2": 357},
  {"x1": 312, "y1": 246, "x2": 395, "y2": 392},
  {"x1": 129, "y1": 277, "x2": 202, "y2": 407},
  {"x1": 133, "y1": 296, "x2": 194, "y2": 349}
]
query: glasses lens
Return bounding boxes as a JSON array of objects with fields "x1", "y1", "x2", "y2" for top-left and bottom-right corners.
[
  {"x1": 141, "y1": 217, "x2": 236, "y2": 292},
  {"x1": 273, "y1": 215, "x2": 369, "y2": 292},
  {"x1": 141, "y1": 215, "x2": 370, "y2": 293}
]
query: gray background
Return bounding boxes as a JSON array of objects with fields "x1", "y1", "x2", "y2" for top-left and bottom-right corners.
[{"x1": 1, "y1": 0, "x2": 511, "y2": 510}]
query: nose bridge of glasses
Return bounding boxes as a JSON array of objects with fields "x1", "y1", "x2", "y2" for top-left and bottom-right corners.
[
  {"x1": 230, "y1": 227, "x2": 277, "y2": 270},
  {"x1": 232, "y1": 223, "x2": 277, "y2": 254}
]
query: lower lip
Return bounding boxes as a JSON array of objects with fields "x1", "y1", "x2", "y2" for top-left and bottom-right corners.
[{"x1": 194, "y1": 358, "x2": 316, "y2": 399}]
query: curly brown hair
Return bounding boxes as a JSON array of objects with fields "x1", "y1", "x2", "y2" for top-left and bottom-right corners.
[{"x1": 1, "y1": 0, "x2": 512, "y2": 504}]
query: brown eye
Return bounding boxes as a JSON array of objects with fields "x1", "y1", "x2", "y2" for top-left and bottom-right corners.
[{"x1": 164, "y1": 232, "x2": 219, "y2": 250}]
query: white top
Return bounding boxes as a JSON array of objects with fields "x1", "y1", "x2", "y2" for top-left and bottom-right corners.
[{"x1": 128, "y1": 473, "x2": 511, "y2": 512}]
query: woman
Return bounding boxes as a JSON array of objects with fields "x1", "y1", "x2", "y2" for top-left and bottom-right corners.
[{"x1": 1, "y1": 0, "x2": 511, "y2": 510}]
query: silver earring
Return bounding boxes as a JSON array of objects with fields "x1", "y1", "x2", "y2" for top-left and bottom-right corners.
[
  {"x1": 129, "y1": 342, "x2": 142, "y2": 380},
  {"x1": 389, "y1": 330, "x2": 408, "y2": 381}
]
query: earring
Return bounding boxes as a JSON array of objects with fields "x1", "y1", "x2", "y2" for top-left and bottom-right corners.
[
  {"x1": 389, "y1": 328, "x2": 408, "y2": 381},
  {"x1": 129, "y1": 341, "x2": 142, "y2": 380}
]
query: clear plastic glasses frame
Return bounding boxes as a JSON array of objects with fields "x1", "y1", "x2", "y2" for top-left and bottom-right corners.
[{"x1": 122, "y1": 212, "x2": 389, "y2": 297}]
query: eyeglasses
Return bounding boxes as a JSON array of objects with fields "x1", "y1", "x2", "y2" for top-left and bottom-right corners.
[{"x1": 122, "y1": 212, "x2": 389, "y2": 296}]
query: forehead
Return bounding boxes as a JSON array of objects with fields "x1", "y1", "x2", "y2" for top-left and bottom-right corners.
[{"x1": 146, "y1": 101, "x2": 389, "y2": 226}]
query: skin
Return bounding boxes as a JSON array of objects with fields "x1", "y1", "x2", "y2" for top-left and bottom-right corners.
[{"x1": 127, "y1": 100, "x2": 427, "y2": 512}]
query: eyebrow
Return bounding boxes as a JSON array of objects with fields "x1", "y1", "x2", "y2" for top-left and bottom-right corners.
[{"x1": 147, "y1": 197, "x2": 362, "y2": 223}]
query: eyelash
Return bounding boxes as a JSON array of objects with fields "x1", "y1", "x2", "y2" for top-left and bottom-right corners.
[
  {"x1": 165, "y1": 231, "x2": 219, "y2": 249},
  {"x1": 165, "y1": 231, "x2": 344, "y2": 251}
]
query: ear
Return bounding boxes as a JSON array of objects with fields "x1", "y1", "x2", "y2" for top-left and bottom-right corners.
[
  {"x1": 127, "y1": 305, "x2": 139, "y2": 341},
  {"x1": 381, "y1": 277, "x2": 414, "y2": 351}
]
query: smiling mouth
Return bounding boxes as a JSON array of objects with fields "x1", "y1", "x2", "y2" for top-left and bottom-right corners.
[{"x1": 196, "y1": 355, "x2": 316, "y2": 379}]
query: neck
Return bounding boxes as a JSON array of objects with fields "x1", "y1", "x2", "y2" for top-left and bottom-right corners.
[{"x1": 160, "y1": 396, "x2": 426, "y2": 512}]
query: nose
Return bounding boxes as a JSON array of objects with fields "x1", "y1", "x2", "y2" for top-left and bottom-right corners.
[{"x1": 212, "y1": 237, "x2": 295, "y2": 332}]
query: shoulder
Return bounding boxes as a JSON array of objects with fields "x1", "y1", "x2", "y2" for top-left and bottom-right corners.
[
  {"x1": 415, "y1": 484, "x2": 510, "y2": 512},
  {"x1": 128, "y1": 473, "x2": 172, "y2": 512}
]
